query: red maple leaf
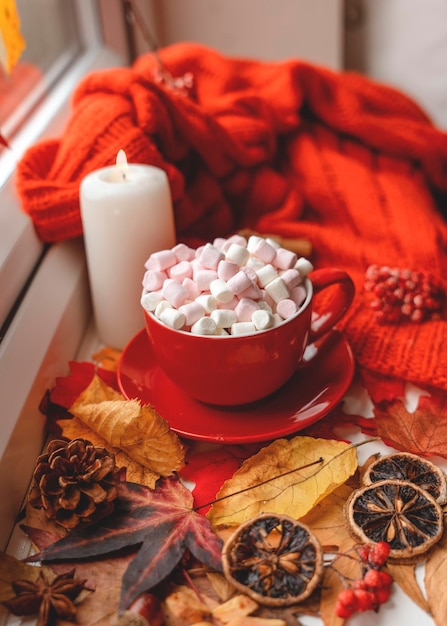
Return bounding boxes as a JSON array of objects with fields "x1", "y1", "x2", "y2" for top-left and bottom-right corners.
[
  {"x1": 23, "y1": 477, "x2": 223, "y2": 611},
  {"x1": 359, "y1": 368, "x2": 406, "y2": 404},
  {"x1": 50, "y1": 361, "x2": 119, "y2": 408},
  {"x1": 373, "y1": 389, "x2": 447, "y2": 458},
  {"x1": 182, "y1": 444, "x2": 258, "y2": 514}
]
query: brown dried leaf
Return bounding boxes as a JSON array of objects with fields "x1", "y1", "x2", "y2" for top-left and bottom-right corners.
[
  {"x1": 425, "y1": 531, "x2": 447, "y2": 624},
  {"x1": 207, "y1": 437, "x2": 357, "y2": 527},
  {"x1": 59, "y1": 417, "x2": 160, "y2": 488},
  {"x1": 387, "y1": 562, "x2": 430, "y2": 614},
  {"x1": 374, "y1": 392, "x2": 447, "y2": 458},
  {"x1": 70, "y1": 399, "x2": 185, "y2": 476}
]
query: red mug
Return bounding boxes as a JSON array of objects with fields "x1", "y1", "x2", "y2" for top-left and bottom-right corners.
[{"x1": 143, "y1": 267, "x2": 354, "y2": 406}]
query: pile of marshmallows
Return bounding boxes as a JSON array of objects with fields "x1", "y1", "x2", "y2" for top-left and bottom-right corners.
[{"x1": 141, "y1": 234, "x2": 313, "y2": 336}]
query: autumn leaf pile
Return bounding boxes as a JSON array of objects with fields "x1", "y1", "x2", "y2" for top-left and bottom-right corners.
[{"x1": 2, "y1": 349, "x2": 447, "y2": 625}]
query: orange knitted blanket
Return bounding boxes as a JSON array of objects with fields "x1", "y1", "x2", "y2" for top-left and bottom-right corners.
[{"x1": 16, "y1": 43, "x2": 447, "y2": 390}]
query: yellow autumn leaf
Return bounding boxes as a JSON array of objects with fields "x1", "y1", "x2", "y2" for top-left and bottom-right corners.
[
  {"x1": 70, "y1": 399, "x2": 185, "y2": 476},
  {"x1": 59, "y1": 416, "x2": 160, "y2": 489},
  {"x1": 70, "y1": 373, "x2": 123, "y2": 409},
  {"x1": 207, "y1": 436, "x2": 358, "y2": 527},
  {"x1": 0, "y1": 0, "x2": 25, "y2": 74}
]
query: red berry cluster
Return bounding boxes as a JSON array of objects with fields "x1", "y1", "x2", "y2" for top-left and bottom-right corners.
[
  {"x1": 364, "y1": 264, "x2": 444, "y2": 324},
  {"x1": 335, "y1": 541, "x2": 393, "y2": 619}
]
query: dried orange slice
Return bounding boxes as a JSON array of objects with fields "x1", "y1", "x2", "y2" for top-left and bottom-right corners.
[
  {"x1": 362, "y1": 452, "x2": 447, "y2": 504},
  {"x1": 345, "y1": 479, "x2": 444, "y2": 561},
  {"x1": 222, "y1": 513, "x2": 324, "y2": 606}
]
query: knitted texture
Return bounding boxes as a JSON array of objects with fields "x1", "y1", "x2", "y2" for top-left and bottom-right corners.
[{"x1": 15, "y1": 43, "x2": 447, "y2": 389}]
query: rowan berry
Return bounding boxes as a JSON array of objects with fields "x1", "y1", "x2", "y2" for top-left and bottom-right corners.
[
  {"x1": 363, "y1": 568, "x2": 393, "y2": 590},
  {"x1": 375, "y1": 586, "x2": 392, "y2": 604},
  {"x1": 364, "y1": 264, "x2": 444, "y2": 324},
  {"x1": 356, "y1": 543, "x2": 371, "y2": 563},
  {"x1": 353, "y1": 588, "x2": 378, "y2": 612},
  {"x1": 335, "y1": 588, "x2": 359, "y2": 618},
  {"x1": 368, "y1": 541, "x2": 391, "y2": 568}
]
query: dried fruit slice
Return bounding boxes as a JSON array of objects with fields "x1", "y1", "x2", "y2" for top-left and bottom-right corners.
[
  {"x1": 222, "y1": 513, "x2": 324, "y2": 607},
  {"x1": 362, "y1": 452, "x2": 447, "y2": 504},
  {"x1": 345, "y1": 479, "x2": 444, "y2": 561}
]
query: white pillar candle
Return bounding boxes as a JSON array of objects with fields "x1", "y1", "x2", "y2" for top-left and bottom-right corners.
[{"x1": 80, "y1": 151, "x2": 176, "y2": 349}]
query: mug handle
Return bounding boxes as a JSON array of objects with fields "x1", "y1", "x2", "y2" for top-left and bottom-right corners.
[{"x1": 308, "y1": 268, "x2": 355, "y2": 343}]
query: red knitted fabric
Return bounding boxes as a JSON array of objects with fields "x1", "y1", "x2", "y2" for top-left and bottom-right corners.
[{"x1": 15, "y1": 43, "x2": 447, "y2": 389}]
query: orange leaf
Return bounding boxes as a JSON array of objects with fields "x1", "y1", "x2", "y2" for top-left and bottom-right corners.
[
  {"x1": 92, "y1": 346, "x2": 122, "y2": 372},
  {"x1": 374, "y1": 391, "x2": 447, "y2": 458},
  {"x1": 0, "y1": 0, "x2": 25, "y2": 74}
]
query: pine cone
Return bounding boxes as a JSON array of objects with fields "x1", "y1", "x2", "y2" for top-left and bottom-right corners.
[{"x1": 28, "y1": 438, "x2": 121, "y2": 529}]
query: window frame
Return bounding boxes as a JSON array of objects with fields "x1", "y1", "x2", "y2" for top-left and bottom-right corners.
[
  {"x1": 0, "y1": 0, "x2": 125, "y2": 551},
  {"x1": 0, "y1": 0, "x2": 116, "y2": 333}
]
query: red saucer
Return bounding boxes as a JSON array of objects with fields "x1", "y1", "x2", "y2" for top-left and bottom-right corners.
[{"x1": 117, "y1": 329, "x2": 355, "y2": 444}]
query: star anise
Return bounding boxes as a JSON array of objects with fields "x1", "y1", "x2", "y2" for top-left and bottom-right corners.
[{"x1": 3, "y1": 569, "x2": 91, "y2": 626}]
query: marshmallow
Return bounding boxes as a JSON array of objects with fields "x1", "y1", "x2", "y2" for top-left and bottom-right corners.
[
  {"x1": 211, "y1": 308, "x2": 237, "y2": 328},
  {"x1": 227, "y1": 269, "x2": 253, "y2": 295},
  {"x1": 295, "y1": 257, "x2": 314, "y2": 276},
  {"x1": 252, "y1": 309, "x2": 275, "y2": 330},
  {"x1": 235, "y1": 297, "x2": 260, "y2": 322},
  {"x1": 141, "y1": 234, "x2": 315, "y2": 336},
  {"x1": 241, "y1": 265, "x2": 257, "y2": 282},
  {"x1": 210, "y1": 278, "x2": 234, "y2": 303},
  {"x1": 194, "y1": 268, "x2": 218, "y2": 291},
  {"x1": 217, "y1": 259, "x2": 239, "y2": 281},
  {"x1": 173, "y1": 242, "x2": 195, "y2": 261},
  {"x1": 276, "y1": 298, "x2": 298, "y2": 319},
  {"x1": 280, "y1": 268, "x2": 302, "y2": 290},
  {"x1": 142, "y1": 269, "x2": 167, "y2": 292},
  {"x1": 145, "y1": 249, "x2": 177, "y2": 271},
  {"x1": 246, "y1": 256, "x2": 266, "y2": 271},
  {"x1": 195, "y1": 293, "x2": 218, "y2": 313},
  {"x1": 178, "y1": 301, "x2": 206, "y2": 326},
  {"x1": 290, "y1": 284, "x2": 307, "y2": 307},
  {"x1": 266, "y1": 237, "x2": 280, "y2": 249},
  {"x1": 154, "y1": 300, "x2": 172, "y2": 318},
  {"x1": 219, "y1": 294, "x2": 239, "y2": 310},
  {"x1": 162, "y1": 278, "x2": 189, "y2": 308},
  {"x1": 239, "y1": 282, "x2": 263, "y2": 300},
  {"x1": 264, "y1": 276, "x2": 290, "y2": 303},
  {"x1": 168, "y1": 260, "x2": 193, "y2": 281},
  {"x1": 182, "y1": 276, "x2": 201, "y2": 300},
  {"x1": 247, "y1": 235, "x2": 277, "y2": 263},
  {"x1": 199, "y1": 243, "x2": 225, "y2": 270},
  {"x1": 191, "y1": 316, "x2": 217, "y2": 335},
  {"x1": 225, "y1": 242, "x2": 250, "y2": 266},
  {"x1": 141, "y1": 290, "x2": 163, "y2": 311},
  {"x1": 274, "y1": 247, "x2": 298, "y2": 270},
  {"x1": 212, "y1": 237, "x2": 229, "y2": 250},
  {"x1": 256, "y1": 264, "x2": 278, "y2": 287},
  {"x1": 231, "y1": 321, "x2": 257, "y2": 336},
  {"x1": 226, "y1": 234, "x2": 247, "y2": 247},
  {"x1": 159, "y1": 307, "x2": 186, "y2": 330}
]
